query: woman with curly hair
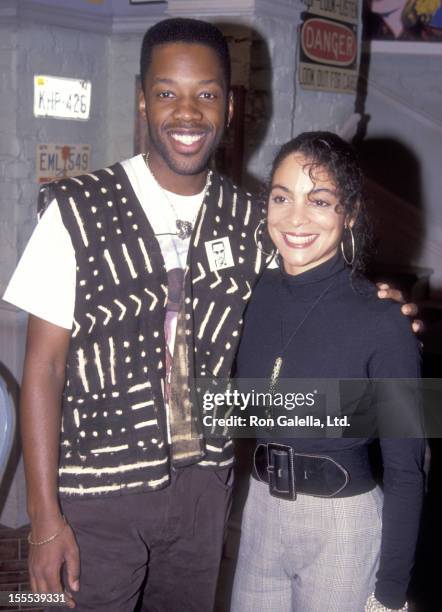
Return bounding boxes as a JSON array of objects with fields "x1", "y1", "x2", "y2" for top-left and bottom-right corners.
[{"x1": 230, "y1": 132, "x2": 424, "y2": 612}]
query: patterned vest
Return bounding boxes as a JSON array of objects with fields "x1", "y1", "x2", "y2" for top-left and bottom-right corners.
[{"x1": 39, "y1": 162, "x2": 271, "y2": 497}]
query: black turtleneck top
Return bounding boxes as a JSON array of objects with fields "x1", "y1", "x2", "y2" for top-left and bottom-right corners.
[{"x1": 235, "y1": 253, "x2": 425, "y2": 609}]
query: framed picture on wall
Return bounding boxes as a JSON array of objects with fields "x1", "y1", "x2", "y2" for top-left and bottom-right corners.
[
  {"x1": 365, "y1": 0, "x2": 442, "y2": 41},
  {"x1": 134, "y1": 77, "x2": 247, "y2": 185}
]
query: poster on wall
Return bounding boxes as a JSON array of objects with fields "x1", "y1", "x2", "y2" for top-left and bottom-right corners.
[
  {"x1": 366, "y1": 0, "x2": 442, "y2": 41},
  {"x1": 36, "y1": 144, "x2": 91, "y2": 184},
  {"x1": 299, "y1": 0, "x2": 359, "y2": 94}
]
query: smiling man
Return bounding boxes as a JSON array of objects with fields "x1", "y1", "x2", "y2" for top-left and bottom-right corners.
[{"x1": 3, "y1": 18, "x2": 273, "y2": 612}]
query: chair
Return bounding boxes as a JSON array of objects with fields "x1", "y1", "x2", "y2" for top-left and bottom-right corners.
[{"x1": 0, "y1": 375, "x2": 16, "y2": 484}]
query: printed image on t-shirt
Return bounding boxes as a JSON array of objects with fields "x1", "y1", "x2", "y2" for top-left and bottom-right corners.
[{"x1": 164, "y1": 267, "x2": 184, "y2": 404}]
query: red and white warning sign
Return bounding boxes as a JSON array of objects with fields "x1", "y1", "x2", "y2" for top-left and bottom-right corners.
[{"x1": 299, "y1": 1, "x2": 359, "y2": 93}]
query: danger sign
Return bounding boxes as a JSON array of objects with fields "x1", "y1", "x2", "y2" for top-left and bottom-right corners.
[
  {"x1": 298, "y1": 11, "x2": 359, "y2": 94},
  {"x1": 301, "y1": 18, "x2": 357, "y2": 66}
]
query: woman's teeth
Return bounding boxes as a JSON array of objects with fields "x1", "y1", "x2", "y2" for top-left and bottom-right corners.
[{"x1": 284, "y1": 234, "x2": 317, "y2": 245}]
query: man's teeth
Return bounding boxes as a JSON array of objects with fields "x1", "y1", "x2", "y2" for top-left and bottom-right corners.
[
  {"x1": 285, "y1": 234, "x2": 317, "y2": 245},
  {"x1": 171, "y1": 133, "x2": 204, "y2": 145}
]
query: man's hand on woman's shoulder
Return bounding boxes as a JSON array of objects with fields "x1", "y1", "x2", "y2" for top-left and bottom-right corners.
[{"x1": 376, "y1": 282, "x2": 423, "y2": 335}]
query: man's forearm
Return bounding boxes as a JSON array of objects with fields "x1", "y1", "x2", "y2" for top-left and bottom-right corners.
[
  {"x1": 21, "y1": 370, "x2": 63, "y2": 521},
  {"x1": 20, "y1": 317, "x2": 79, "y2": 604},
  {"x1": 20, "y1": 316, "x2": 71, "y2": 530}
]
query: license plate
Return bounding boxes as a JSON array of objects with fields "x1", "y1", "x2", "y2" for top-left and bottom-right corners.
[
  {"x1": 34, "y1": 75, "x2": 91, "y2": 120},
  {"x1": 37, "y1": 144, "x2": 91, "y2": 183}
]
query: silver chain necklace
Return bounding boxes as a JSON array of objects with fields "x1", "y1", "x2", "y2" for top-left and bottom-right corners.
[{"x1": 144, "y1": 152, "x2": 212, "y2": 240}]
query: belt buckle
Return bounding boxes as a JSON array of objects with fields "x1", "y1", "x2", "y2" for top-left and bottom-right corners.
[{"x1": 266, "y1": 443, "x2": 296, "y2": 501}]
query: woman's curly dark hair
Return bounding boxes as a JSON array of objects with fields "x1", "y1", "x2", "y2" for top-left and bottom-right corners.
[{"x1": 269, "y1": 131, "x2": 372, "y2": 275}]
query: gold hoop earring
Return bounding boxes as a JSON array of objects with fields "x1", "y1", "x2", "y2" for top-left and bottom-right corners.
[
  {"x1": 254, "y1": 219, "x2": 275, "y2": 258},
  {"x1": 340, "y1": 225, "x2": 355, "y2": 266}
]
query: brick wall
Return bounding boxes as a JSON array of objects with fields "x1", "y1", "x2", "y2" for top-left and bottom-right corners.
[
  {"x1": 0, "y1": 13, "x2": 110, "y2": 529},
  {"x1": 0, "y1": 524, "x2": 43, "y2": 611}
]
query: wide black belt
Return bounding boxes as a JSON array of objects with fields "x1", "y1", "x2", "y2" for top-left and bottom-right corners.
[{"x1": 253, "y1": 443, "x2": 352, "y2": 500}]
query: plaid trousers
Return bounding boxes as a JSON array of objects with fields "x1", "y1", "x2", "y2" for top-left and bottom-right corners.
[{"x1": 231, "y1": 478, "x2": 382, "y2": 612}]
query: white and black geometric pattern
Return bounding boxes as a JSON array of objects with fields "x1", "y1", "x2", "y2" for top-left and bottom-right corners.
[{"x1": 39, "y1": 165, "x2": 273, "y2": 497}]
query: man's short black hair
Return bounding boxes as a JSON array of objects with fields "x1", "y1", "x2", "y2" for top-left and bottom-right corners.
[{"x1": 140, "y1": 18, "x2": 231, "y2": 93}]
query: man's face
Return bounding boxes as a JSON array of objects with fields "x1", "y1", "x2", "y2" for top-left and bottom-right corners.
[
  {"x1": 212, "y1": 241, "x2": 226, "y2": 266},
  {"x1": 140, "y1": 42, "x2": 233, "y2": 177}
]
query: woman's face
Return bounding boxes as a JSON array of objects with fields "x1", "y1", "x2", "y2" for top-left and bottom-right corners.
[{"x1": 268, "y1": 153, "x2": 350, "y2": 276}]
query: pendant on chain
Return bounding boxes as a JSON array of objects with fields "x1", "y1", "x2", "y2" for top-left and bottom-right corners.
[
  {"x1": 176, "y1": 219, "x2": 193, "y2": 240},
  {"x1": 269, "y1": 356, "x2": 283, "y2": 394},
  {"x1": 144, "y1": 152, "x2": 211, "y2": 241}
]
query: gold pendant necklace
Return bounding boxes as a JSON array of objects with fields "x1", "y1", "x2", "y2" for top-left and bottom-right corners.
[
  {"x1": 269, "y1": 278, "x2": 335, "y2": 394},
  {"x1": 144, "y1": 152, "x2": 212, "y2": 240},
  {"x1": 269, "y1": 357, "x2": 283, "y2": 394}
]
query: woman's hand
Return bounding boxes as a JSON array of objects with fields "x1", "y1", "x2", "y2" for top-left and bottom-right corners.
[{"x1": 376, "y1": 283, "x2": 423, "y2": 334}]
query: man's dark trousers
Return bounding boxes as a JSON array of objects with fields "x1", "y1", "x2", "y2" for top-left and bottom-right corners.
[{"x1": 52, "y1": 465, "x2": 233, "y2": 611}]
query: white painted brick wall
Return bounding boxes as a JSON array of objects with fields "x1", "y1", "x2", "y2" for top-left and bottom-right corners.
[
  {"x1": 245, "y1": 15, "x2": 299, "y2": 184},
  {"x1": 365, "y1": 51, "x2": 442, "y2": 289},
  {"x1": 0, "y1": 22, "x2": 109, "y2": 291},
  {"x1": 0, "y1": 19, "x2": 110, "y2": 526},
  {"x1": 107, "y1": 32, "x2": 145, "y2": 165},
  {"x1": 0, "y1": 23, "x2": 24, "y2": 527},
  {"x1": 14, "y1": 23, "x2": 109, "y2": 260},
  {"x1": 0, "y1": 25, "x2": 19, "y2": 294}
]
